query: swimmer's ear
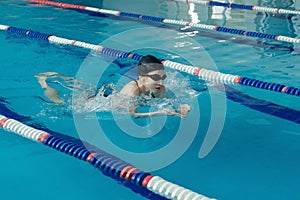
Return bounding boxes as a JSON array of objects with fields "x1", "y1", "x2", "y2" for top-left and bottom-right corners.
[{"x1": 139, "y1": 76, "x2": 147, "y2": 83}]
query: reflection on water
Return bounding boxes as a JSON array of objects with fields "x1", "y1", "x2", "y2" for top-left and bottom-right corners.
[
  {"x1": 188, "y1": 3, "x2": 200, "y2": 23},
  {"x1": 252, "y1": 0, "x2": 297, "y2": 57},
  {"x1": 161, "y1": 0, "x2": 299, "y2": 55},
  {"x1": 211, "y1": 0, "x2": 232, "y2": 22},
  {"x1": 50, "y1": 0, "x2": 300, "y2": 57}
]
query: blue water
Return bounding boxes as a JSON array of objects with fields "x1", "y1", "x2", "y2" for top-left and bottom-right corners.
[{"x1": 1, "y1": 0, "x2": 300, "y2": 199}]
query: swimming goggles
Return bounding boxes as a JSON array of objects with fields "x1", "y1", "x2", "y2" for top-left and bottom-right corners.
[{"x1": 144, "y1": 74, "x2": 167, "y2": 81}]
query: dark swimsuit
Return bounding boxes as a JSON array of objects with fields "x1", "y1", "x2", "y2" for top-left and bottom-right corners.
[{"x1": 134, "y1": 80, "x2": 142, "y2": 95}]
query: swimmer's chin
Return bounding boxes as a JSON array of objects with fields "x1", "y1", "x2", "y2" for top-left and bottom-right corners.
[{"x1": 149, "y1": 91, "x2": 162, "y2": 98}]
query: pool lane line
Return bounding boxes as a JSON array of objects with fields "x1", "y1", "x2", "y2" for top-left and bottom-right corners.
[
  {"x1": 0, "y1": 99, "x2": 158, "y2": 199},
  {"x1": 26, "y1": 0, "x2": 300, "y2": 54},
  {"x1": 26, "y1": 0, "x2": 299, "y2": 54},
  {"x1": 1, "y1": 24, "x2": 300, "y2": 98},
  {"x1": 26, "y1": 0, "x2": 300, "y2": 44},
  {"x1": 0, "y1": 114, "x2": 215, "y2": 200},
  {"x1": 173, "y1": 0, "x2": 300, "y2": 16}
]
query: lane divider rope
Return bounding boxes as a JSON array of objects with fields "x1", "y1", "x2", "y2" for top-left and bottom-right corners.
[
  {"x1": 26, "y1": 0, "x2": 300, "y2": 44},
  {"x1": 174, "y1": 0, "x2": 300, "y2": 15},
  {"x1": 0, "y1": 114, "x2": 215, "y2": 200},
  {"x1": 1, "y1": 24, "x2": 299, "y2": 97},
  {"x1": 0, "y1": 25, "x2": 300, "y2": 96}
]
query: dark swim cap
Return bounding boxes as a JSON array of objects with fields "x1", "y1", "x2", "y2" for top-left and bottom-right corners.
[{"x1": 138, "y1": 55, "x2": 164, "y2": 76}]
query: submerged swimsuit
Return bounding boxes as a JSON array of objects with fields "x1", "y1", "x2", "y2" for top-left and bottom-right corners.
[{"x1": 134, "y1": 80, "x2": 142, "y2": 95}]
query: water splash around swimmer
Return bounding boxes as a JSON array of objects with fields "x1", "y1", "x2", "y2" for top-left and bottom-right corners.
[{"x1": 72, "y1": 71, "x2": 205, "y2": 118}]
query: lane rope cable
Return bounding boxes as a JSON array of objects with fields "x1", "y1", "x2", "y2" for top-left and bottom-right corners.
[
  {"x1": 0, "y1": 114, "x2": 215, "y2": 200},
  {"x1": 26, "y1": 0, "x2": 300, "y2": 44},
  {"x1": 173, "y1": 0, "x2": 300, "y2": 16},
  {"x1": 1, "y1": 24, "x2": 300, "y2": 97}
]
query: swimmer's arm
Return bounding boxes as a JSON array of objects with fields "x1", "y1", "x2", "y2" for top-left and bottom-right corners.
[
  {"x1": 159, "y1": 90, "x2": 192, "y2": 117},
  {"x1": 130, "y1": 107, "x2": 189, "y2": 118},
  {"x1": 118, "y1": 100, "x2": 191, "y2": 118},
  {"x1": 119, "y1": 82, "x2": 191, "y2": 118},
  {"x1": 115, "y1": 99, "x2": 183, "y2": 118}
]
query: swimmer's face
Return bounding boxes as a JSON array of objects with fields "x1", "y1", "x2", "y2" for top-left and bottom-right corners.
[{"x1": 140, "y1": 69, "x2": 166, "y2": 95}]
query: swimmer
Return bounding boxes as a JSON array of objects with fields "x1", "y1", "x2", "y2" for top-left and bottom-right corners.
[
  {"x1": 35, "y1": 55, "x2": 191, "y2": 118},
  {"x1": 119, "y1": 55, "x2": 191, "y2": 118}
]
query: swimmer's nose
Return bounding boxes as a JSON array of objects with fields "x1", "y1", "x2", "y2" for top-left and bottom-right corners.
[{"x1": 156, "y1": 79, "x2": 164, "y2": 85}]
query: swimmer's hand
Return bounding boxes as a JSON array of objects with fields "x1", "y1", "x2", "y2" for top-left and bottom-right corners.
[
  {"x1": 177, "y1": 104, "x2": 191, "y2": 118},
  {"x1": 162, "y1": 104, "x2": 191, "y2": 118}
]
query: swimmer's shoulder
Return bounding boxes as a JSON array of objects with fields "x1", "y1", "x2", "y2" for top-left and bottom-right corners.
[{"x1": 119, "y1": 80, "x2": 140, "y2": 97}]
